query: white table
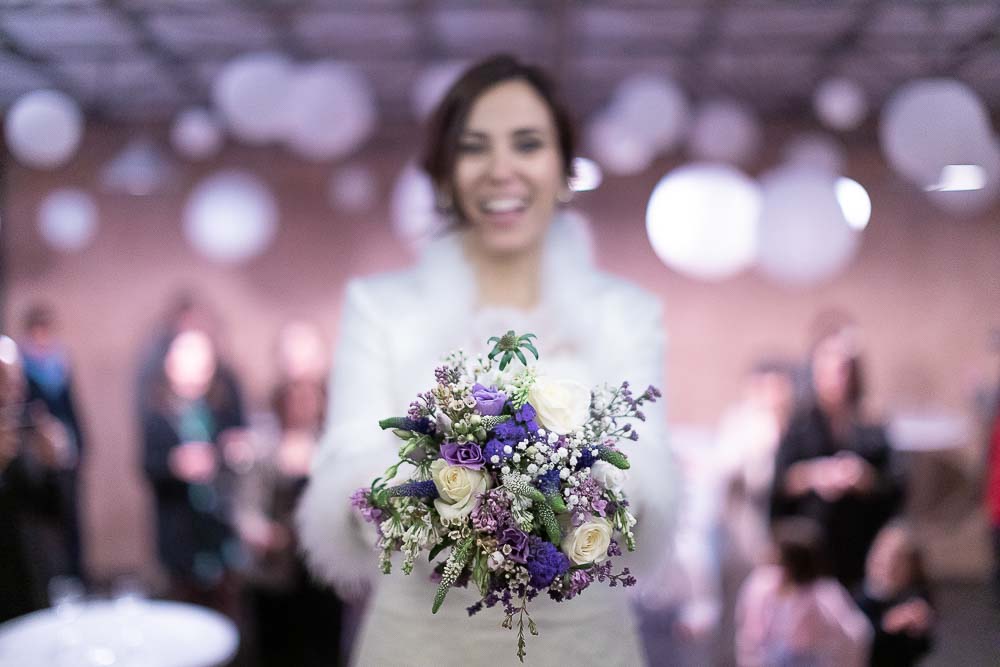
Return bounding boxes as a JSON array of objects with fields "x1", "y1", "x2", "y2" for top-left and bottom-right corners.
[{"x1": 0, "y1": 599, "x2": 239, "y2": 667}]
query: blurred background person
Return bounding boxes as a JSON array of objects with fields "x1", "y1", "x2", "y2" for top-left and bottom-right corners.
[
  {"x1": 18, "y1": 302, "x2": 87, "y2": 582},
  {"x1": 236, "y1": 321, "x2": 344, "y2": 666},
  {"x1": 771, "y1": 314, "x2": 905, "y2": 588},
  {"x1": 735, "y1": 517, "x2": 872, "y2": 667},
  {"x1": 140, "y1": 327, "x2": 247, "y2": 618},
  {"x1": 0, "y1": 335, "x2": 74, "y2": 622},
  {"x1": 855, "y1": 521, "x2": 934, "y2": 667},
  {"x1": 714, "y1": 357, "x2": 796, "y2": 664}
]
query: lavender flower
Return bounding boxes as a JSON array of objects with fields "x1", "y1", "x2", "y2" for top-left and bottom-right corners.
[
  {"x1": 471, "y1": 489, "x2": 513, "y2": 533},
  {"x1": 535, "y1": 469, "x2": 561, "y2": 496},
  {"x1": 350, "y1": 488, "x2": 383, "y2": 524},
  {"x1": 440, "y1": 441, "x2": 485, "y2": 469},
  {"x1": 472, "y1": 383, "x2": 507, "y2": 416},
  {"x1": 493, "y1": 420, "x2": 526, "y2": 446}
]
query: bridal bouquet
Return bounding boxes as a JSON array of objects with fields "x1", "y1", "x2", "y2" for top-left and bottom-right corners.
[{"x1": 351, "y1": 331, "x2": 660, "y2": 661}]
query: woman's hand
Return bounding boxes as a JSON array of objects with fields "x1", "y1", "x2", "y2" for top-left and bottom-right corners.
[{"x1": 882, "y1": 597, "x2": 933, "y2": 637}]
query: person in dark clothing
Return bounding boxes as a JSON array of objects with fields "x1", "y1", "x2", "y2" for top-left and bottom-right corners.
[
  {"x1": 19, "y1": 303, "x2": 87, "y2": 582},
  {"x1": 0, "y1": 335, "x2": 71, "y2": 623},
  {"x1": 854, "y1": 521, "x2": 934, "y2": 666},
  {"x1": 771, "y1": 318, "x2": 905, "y2": 588},
  {"x1": 140, "y1": 328, "x2": 247, "y2": 617}
]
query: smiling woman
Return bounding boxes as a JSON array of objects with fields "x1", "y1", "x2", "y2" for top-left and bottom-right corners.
[{"x1": 296, "y1": 54, "x2": 674, "y2": 666}]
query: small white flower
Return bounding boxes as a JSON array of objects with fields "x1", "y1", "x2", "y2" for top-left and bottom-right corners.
[
  {"x1": 490, "y1": 455, "x2": 500, "y2": 464},
  {"x1": 501, "y1": 466, "x2": 511, "y2": 475},
  {"x1": 512, "y1": 453, "x2": 521, "y2": 463},
  {"x1": 503, "y1": 445, "x2": 513, "y2": 455},
  {"x1": 527, "y1": 463, "x2": 538, "y2": 474},
  {"x1": 591, "y1": 460, "x2": 628, "y2": 494},
  {"x1": 560, "y1": 468, "x2": 570, "y2": 480},
  {"x1": 557, "y1": 447, "x2": 568, "y2": 458},
  {"x1": 488, "y1": 551, "x2": 505, "y2": 570}
]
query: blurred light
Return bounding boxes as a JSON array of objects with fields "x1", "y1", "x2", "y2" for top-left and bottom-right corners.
[
  {"x1": 687, "y1": 99, "x2": 762, "y2": 165},
  {"x1": 328, "y1": 165, "x2": 378, "y2": 212},
  {"x1": 814, "y1": 78, "x2": 868, "y2": 131},
  {"x1": 924, "y1": 164, "x2": 987, "y2": 192},
  {"x1": 277, "y1": 321, "x2": 327, "y2": 381},
  {"x1": 171, "y1": 108, "x2": 224, "y2": 161},
  {"x1": 783, "y1": 133, "x2": 847, "y2": 174},
  {"x1": 646, "y1": 163, "x2": 761, "y2": 281},
  {"x1": 569, "y1": 157, "x2": 602, "y2": 192},
  {"x1": 100, "y1": 137, "x2": 175, "y2": 196},
  {"x1": 0, "y1": 336, "x2": 19, "y2": 366},
  {"x1": 610, "y1": 74, "x2": 689, "y2": 153},
  {"x1": 756, "y1": 165, "x2": 860, "y2": 286},
  {"x1": 411, "y1": 61, "x2": 466, "y2": 121},
  {"x1": 183, "y1": 170, "x2": 277, "y2": 264},
  {"x1": 282, "y1": 61, "x2": 377, "y2": 162},
  {"x1": 38, "y1": 188, "x2": 98, "y2": 252},
  {"x1": 835, "y1": 178, "x2": 872, "y2": 230},
  {"x1": 212, "y1": 52, "x2": 292, "y2": 145},
  {"x1": 391, "y1": 162, "x2": 446, "y2": 251},
  {"x1": 586, "y1": 113, "x2": 654, "y2": 176},
  {"x1": 4, "y1": 89, "x2": 83, "y2": 169}
]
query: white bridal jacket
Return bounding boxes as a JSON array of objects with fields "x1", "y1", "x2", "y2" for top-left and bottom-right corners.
[{"x1": 297, "y1": 215, "x2": 675, "y2": 666}]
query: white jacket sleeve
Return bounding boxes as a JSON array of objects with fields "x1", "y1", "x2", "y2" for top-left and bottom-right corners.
[{"x1": 296, "y1": 279, "x2": 402, "y2": 598}]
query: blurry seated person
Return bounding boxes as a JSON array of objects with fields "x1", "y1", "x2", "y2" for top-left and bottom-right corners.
[{"x1": 855, "y1": 521, "x2": 934, "y2": 667}]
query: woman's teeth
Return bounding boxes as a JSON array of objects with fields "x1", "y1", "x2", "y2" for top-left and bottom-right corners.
[{"x1": 481, "y1": 198, "x2": 526, "y2": 214}]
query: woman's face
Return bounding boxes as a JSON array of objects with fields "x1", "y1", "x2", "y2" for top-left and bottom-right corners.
[
  {"x1": 811, "y1": 334, "x2": 853, "y2": 411},
  {"x1": 165, "y1": 330, "x2": 217, "y2": 400},
  {"x1": 451, "y1": 79, "x2": 566, "y2": 256}
]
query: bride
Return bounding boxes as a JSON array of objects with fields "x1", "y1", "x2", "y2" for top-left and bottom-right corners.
[{"x1": 297, "y1": 54, "x2": 675, "y2": 666}]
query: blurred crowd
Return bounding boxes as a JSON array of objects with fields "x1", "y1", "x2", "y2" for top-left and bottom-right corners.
[{"x1": 1, "y1": 294, "x2": 996, "y2": 667}]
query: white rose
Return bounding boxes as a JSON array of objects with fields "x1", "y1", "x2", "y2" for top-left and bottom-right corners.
[
  {"x1": 561, "y1": 517, "x2": 613, "y2": 565},
  {"x1": 528, "y1": 376, "x2": 591, "y2": 435},
  {"x1": 590, "y1": 460, "x2": 628, "y2": 493},
  {"x1": 430, "y1": 458, "x2": 489, "y2": 521}
]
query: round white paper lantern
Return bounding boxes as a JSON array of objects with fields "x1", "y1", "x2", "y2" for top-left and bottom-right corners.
[
  {"x1": 646, "y1": 163, "x2": 761, "y2": 281},
  {"x1": 183, "y1": 170, "x2": 277, "y2": 264},
  {"x1": 171, "y1": 108, "x2": 223, "y2": 161},
  {"x1": 783, "y1": 132, "x2": 848, "y2": 174},
  {"x1": 282, "y1": 61, "x2": 377, "y2": 162},
  {"x1": 687, "y1": 99, "x2": 762, "y2": 165},
  {"x1": 879, "y1": 78, "x2": 993, "y2": 188},
  {"x1": 586, "y1": 113, "x2": 655, "y2": 176},
  {"x1": 5, "y1": 90, "x2": 83, "y2": 169},
  {"x1": 814, "y1": 78, "x2": 868, "y2": 131},
  {"x1": 37, "y1": 188, "x2": 98, "y2": 252},
  {"x1": 411, "y1": 61, "x2": 466, "y2": 121},
  {"x1": 610, "y1": 74, "x2": 689, "y2": 153},
  {"x1": 212, "y1": 52, "x2": 292, "y2": 145},
  {"x1": 756, "y1": 165, "x2": 861, "y2": 286}
]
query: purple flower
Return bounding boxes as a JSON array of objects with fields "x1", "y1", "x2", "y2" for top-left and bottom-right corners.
[
  {"x1": 536, "y1": 469, "x2": 561, "y2": 496},
  {"x1": 499, "y1": 526, "x2": 531, "y2": 564},
  {"x1": 472, "y1": 383, "x2": 507, "y2": 416},
  {"x1": 527, "y1": 537, "x2": 570, "y2": 589},
  {"x1": 515, "y1": 403, "x2": 539, "y2": 432},
  {"x1": 493, "y1": 421, "x2": 524, "y2": 444},
  {"x1": 440, "y1": 441, "x2": 485, "y2": 469},
  {"x1": 484, "y1": 439, "x2": 512, "y2": 464}
]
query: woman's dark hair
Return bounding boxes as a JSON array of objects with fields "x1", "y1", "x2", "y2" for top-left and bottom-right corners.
[
  {"x1": 772, "y1": 517, "x2": 829, "y2": 586},
  {"x1": 420, "y1": 54, "x2": 577, "y2": 215}
]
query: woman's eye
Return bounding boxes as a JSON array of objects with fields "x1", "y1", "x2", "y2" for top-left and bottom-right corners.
[
  {"x1": 458, "y1": 143, "x2": 485, "y2": 154},
  {"x1": 516, "y1": 140, "x2": 543, "y2": 153}
]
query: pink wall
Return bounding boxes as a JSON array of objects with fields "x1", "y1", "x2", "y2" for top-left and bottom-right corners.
[{"x1": 3, "y1": 122, "x2": 999, "y2": 579}]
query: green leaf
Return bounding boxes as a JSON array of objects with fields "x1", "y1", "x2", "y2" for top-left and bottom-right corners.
[
  {"x1": 522, "y1": 342, "x2": 539, "y2": 360},
  {"x1": 514, "y1": 348, "x2": 528, "y2": 366},
  {"x1": 428, "y1": 539, "x2": 452, "y2": 562}
]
